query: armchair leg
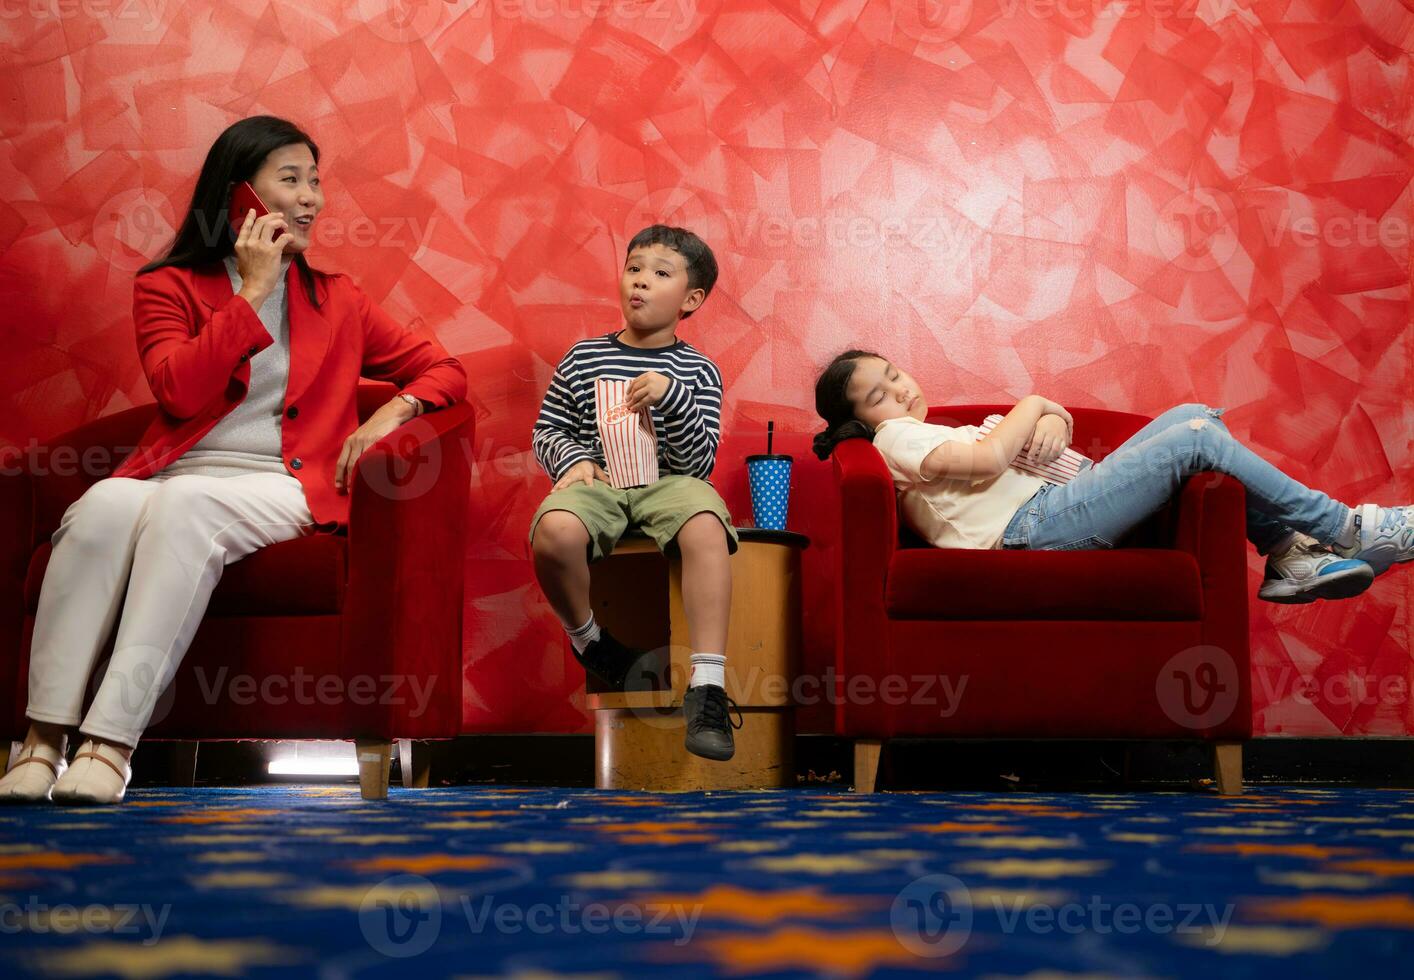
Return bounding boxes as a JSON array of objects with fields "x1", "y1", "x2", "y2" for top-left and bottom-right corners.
[
  {"x1": 398, "y1": 739, "x2": 431, "y2": 789},
  {"x1": 1213, "y1": 741, "x2": 1243, "y2": 796},
  {"x1": 853, "y1": 739, "x2": 884, "y2": 794},
  {"x1": 171, "y1": 741, "x2": 199, "y2": 788},
  {"x1": 355, "y1": 739, "x2": 393, "y2": 800}
]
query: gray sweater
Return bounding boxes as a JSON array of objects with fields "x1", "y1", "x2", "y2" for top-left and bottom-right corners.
[{"x1": 154, "y1": 256, "x2": 293, "y2": 480}]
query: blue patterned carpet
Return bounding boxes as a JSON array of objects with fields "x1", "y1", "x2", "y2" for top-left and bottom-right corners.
[{"x1": 1, "y1": 785, "x2": 1412, "y2": 978}]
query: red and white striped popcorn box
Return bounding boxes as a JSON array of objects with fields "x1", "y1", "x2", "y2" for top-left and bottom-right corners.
[
  {"x1": 594, "y1": 378, "x2": 660, "y2": 489},
  {"x1": 977, "y1": 414, "x2": 1093, "y2": 486}
]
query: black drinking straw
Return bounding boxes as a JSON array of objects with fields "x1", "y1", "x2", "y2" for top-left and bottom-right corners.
[{"x1": 767, "y1": 421, "x2": 774, "y2": 455}]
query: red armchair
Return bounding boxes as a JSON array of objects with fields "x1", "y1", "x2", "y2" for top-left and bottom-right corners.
[
  {"x1": 1, "y1": 384, "x2": 474, "y2": 799},
  {"x1": 830, "y1": 405, "x2": 1252, "y2": 794}
]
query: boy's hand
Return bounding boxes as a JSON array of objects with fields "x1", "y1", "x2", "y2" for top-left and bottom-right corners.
[
  {"x1": 553, "y1": 459, "x2": 611, "y2": 492},
  {"x1": 1022, "y1": 414, "x2": 1070, "y2": 466},
  {"x1": 625, "y1": 371, "x2": 670, "y2": 413}
]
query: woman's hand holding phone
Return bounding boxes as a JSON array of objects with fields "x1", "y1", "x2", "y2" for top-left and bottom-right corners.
[{"x1": 233, "y1": 209, "x2": 292, "y2": 313}]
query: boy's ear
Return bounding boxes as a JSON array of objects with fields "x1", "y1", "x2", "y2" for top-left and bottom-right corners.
[{"x1": 679, "y1": 287, "x2": 705, "y2": 316}]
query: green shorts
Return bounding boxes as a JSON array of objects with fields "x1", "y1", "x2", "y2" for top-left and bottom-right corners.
[{"x1": 529, "y1": 474, "x2": 740, "y2": 563}]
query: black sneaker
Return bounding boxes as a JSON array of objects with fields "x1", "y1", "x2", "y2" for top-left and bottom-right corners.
[
  {"x1": 576, "y1": 629, "x2": 647, "y2": 693},
  {"x1": 683, "y1": 684, "x2": 743, "y2": 761}
]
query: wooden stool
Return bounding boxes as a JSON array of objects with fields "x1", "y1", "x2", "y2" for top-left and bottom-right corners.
[{"x1": 585, "y1": 528, "x2": 808, "y2": 791}]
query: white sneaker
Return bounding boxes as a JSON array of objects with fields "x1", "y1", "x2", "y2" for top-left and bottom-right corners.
[
  {"x1": 51, "y1": 740, "x2": 132, "y2": 806},
  {"x1": 0, "y1": 741, "x2": 68, "y2": 803},
  {"x1": 1334, "y1": 504, "x2": 1414, "y2": 576},
  {"x1": 1259, "y1": 536, "x2": 1374, "y2": 604}
]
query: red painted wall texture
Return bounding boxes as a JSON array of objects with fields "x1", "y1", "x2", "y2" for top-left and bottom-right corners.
[{"x1": 1, "y1": 2, "x2": 1411, "y2": 735}]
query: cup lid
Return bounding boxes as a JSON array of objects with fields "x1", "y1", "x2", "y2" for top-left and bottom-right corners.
[{"x1": 746, "y1": 454, "x2": 793, "y2": 463}]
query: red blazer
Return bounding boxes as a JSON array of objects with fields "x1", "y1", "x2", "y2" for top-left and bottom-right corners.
[{"x1": 111, "y1": 259, "x2": 467, "y2": 531}]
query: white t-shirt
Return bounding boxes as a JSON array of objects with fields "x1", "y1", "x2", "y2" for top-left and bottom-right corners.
[{"x1": 872, "y1": 416, "x2": 1045, "y2": 550}]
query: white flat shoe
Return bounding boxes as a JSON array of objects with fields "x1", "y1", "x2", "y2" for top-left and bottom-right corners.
[
  {"x1": 51, "y1": 740, "x2": 131, "y2": 806},
  {"x1": 0, "y1": 741, "x2": 68, "y2": 803}
]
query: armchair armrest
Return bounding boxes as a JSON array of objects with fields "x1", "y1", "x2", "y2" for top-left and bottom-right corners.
[
  {"x1": 1171, "y1": 470, "x2": 1253, "y2": 738},
  {"x1": 831, "y1": 437, "x2": 899, "y2": 734},
  {"x1": 1173, "y1": 471, "x2": 1246, "y2": 561},
  {"x1": 23, "y1": 406, "x2": 155, "y2": 547},
  {"x1": 0, "y1": 465, "x2": 33, "y2": 734},
  {"x1": 3, "y1": 408, "x2": 152, "y2": 736},
  {"x1": 0, "y1": 465, "x2": 33, "y2": 589},
  {"x1": 344, "y1": 401, "x2": 475, "y2": 738}
]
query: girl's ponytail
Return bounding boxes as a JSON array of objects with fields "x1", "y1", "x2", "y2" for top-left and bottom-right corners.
[{"x1": 812, "y1": 420, "x2": 874, "y2": 461}]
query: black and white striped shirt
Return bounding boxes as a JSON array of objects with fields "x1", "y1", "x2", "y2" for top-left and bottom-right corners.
[{"x1": 532, "y1": 331, "x2": 723, "y2": 484}]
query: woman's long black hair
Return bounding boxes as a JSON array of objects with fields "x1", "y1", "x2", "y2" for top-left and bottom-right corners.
[
  {"x1": 140, "y1": 115, "x2": 322, "y2": 308},
  {"x1": 812, "y1": 349, "x2": 884, "y2": 460}
]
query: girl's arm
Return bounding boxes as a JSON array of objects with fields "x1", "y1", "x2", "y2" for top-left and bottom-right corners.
[
  {"x1": 921, "y1": 395, "x2": 1064, "y2": 482},
  {"x1": 1022, "y1": 413, "x2": 1074, "y2": 463}
]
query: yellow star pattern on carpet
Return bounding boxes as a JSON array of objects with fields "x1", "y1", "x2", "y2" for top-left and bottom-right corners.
[{"x1": 32, "y1": 935, "x2": 301, "y2": 979}]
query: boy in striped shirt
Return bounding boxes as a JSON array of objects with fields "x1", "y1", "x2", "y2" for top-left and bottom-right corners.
[{"x1": 529, "y1": 225, "x2": 741, "y2": 761}]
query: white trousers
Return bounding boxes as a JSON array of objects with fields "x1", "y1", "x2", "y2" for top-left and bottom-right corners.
[{"x1": 26, "y1": 470, "x2": 315, "y2": 747}]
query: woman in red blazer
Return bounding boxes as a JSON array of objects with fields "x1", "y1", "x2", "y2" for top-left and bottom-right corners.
[{"x1": 0, "y1": 116, "x2": 466, "y2": 806}]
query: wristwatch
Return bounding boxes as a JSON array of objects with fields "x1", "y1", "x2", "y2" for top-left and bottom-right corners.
[{"x1": 397, "y1": 393, "x2": 422, "y2": 416}]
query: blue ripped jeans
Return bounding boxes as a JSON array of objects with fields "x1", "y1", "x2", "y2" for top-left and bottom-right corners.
[{"x1": 1000, "y1": 403, "x2": 1351, "y2": 556}]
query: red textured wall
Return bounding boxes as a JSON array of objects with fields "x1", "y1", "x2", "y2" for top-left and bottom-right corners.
[{"x1": 1, "y1": 2, "x2": 1410, "y2": 736}]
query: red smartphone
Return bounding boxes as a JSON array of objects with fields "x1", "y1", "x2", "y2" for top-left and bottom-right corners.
[{"x1": 228, "y1": 181, "x2": 271, "y2": 236}]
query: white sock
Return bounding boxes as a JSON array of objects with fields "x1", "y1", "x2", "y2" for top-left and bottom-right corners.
[
  {"x1": 565, "y1": 614, "x2": 601, "y2": 655},
  {"x1": 688, "y1": 653, "x2": 726, "y2": 689}
]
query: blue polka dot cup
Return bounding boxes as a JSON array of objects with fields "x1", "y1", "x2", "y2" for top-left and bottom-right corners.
[{"x1": 746, "y1": 454, "x2": 793, "y2": 531}]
